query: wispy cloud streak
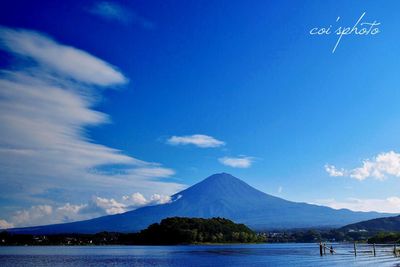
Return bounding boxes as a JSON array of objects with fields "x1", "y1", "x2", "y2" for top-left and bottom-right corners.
[
  {"x1": 0, "y1": 26, "x2": 184, "y2": 226},
  {"x1": 89, "y1": 1, "x2": 155, "y2": 29}
]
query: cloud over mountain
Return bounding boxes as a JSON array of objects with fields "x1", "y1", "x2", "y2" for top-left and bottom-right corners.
[{"x1": 219, "y1": 156, "x2": 254, "y2": 168}]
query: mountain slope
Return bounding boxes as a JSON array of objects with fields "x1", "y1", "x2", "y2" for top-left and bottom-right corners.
[
  {"x1": 341, "y1": 215, "x2": 400, "y2": 232},
  {"x1": 8, "y1": 173, "x2": 393, "y2": 234}
]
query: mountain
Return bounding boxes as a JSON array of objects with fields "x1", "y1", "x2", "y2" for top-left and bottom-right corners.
[
  {"x1": 8, "y1": 173, "x2": 393, "y2": 234},
  {"x1": 341, "y1": 215, "x2": 400, "y2": 232}
]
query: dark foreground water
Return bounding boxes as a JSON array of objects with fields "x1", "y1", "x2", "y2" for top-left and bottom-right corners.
[{"x1": 1, "y1": 243, "x2": 400, "y2": 267}]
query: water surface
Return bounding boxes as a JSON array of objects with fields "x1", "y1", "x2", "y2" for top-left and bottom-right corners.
[{"x1": 1, "y1": 243, "x2": 400, "y2": 266}]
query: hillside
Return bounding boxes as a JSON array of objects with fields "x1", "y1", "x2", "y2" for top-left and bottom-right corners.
[{"x1": 342, "y1": 215, "x2": 400, "y2": 232}]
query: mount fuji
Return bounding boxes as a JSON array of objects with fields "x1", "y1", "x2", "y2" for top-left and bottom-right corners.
[{"x1": 8, "y1": 173, "x2": 392, "y2": 234}]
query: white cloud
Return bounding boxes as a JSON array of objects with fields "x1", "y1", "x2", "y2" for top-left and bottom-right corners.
[
  {"x1": 5, "y1": 191, "x2": 174, "y2": 227},
  {"x1": 57, "y1": 203, "x2": 86, "y2": 214},
  {"x1": 8, "y1": 203, "x2": 91, "y2": 227},
  {"x1": 123, "y1": 192, "x2": 171, "y2": 208},
  {"x1": 167, "y1": 134, "x2": 225, "y2": 148},
  {"x1": 89, "y1": 1, "x2": 154, "y2": 29},
  {"x1": 324, "y1": 164, "x2": 345, "y2": 177},
  {"x1": 313, "y1": 197, "x2": 400, "y2": 213},
  {"x1": 325, "y1": 151, "x2": 400, "y2": 180},
  {"x1": 0, "y1": 26, "x2": 185, "y2": 226},
  {"x1": 10, "y1": 200, "x2": 125, "y2": 227},
  {"x1": 218, "y1": 156, "x2": 254, "y2": 168},
  {"x1": 123, "y1": 192, "x2": 147, "y2": 206},
  {"x1": 150, "y1": 194, "x2": 171, "y2": 204},
  {"x1": 91, "y1": 197, "x2": 127, "y2": 215},
  {"x1": 0, "y1": 219, "x2": 14, "y2": 229},
  {"x1": 12, "y1": 205, "x2": 53, "y2": 226}
]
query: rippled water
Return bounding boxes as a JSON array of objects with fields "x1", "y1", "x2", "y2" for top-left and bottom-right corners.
[{"x1": 1, "y1": 243, "x2": 400, "y2": 266}]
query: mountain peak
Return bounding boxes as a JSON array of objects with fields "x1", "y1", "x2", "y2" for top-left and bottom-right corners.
[
  {"x1": 190, "y1": 172, "x2": 248, "y2": 190},
  {"x1": 175, "y1": 172, "x2": 267, "y2": 203},
  {"x1": 204, "y1": 172, "x2": 239, "y2": 181}
]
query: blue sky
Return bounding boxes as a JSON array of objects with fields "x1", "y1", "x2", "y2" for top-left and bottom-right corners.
[{"x1": 1, "y1": 0, "x2": 400, "y2": 228}]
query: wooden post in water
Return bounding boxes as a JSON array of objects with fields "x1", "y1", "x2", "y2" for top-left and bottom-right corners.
[
  {"x1": 353, "y1": 242, "x2": 357, "y2": 256},
  {"x1": 319, "y1": 242, "x2": 323, "y2": 256},
  {"x1": 373, "y1": 243, "x2": 376, "y2": 256},
  {"x1": 323, "y1": 243, "x2": 326, "y2": 255},
  {"x1": 394, "y1": 244, "x2": 397, "y2": 256}
]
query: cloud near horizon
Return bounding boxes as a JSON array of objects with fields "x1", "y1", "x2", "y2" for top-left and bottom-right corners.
[
  {"x1": 0, "y1": 26, "x2": 185, "y2": 226},
  {"x1": 0, "y1": 192, "x2": 173, "y2": 229},
  {"x1": 325, "y1": 151, "x2": 400, "y2": 180},
  {"x1": 167, "y1": 134, "x2": 225, "y2": 148},
  {"x1": 313, "y1": 196, "x2": 400, "y2": 213},
  {"x1": 0, "y1": 219, "x2": 14, "y2": 229},
  {"x1": 218, "y1": 156, "x2": 254, "y2": 168}
]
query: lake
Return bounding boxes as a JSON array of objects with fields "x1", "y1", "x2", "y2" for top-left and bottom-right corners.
[{"x1": 1, "y1": 243, "x2": 400, "y2": 266}]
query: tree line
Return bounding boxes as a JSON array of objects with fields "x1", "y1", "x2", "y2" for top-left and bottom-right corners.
[{"x1": 1, "y1": 217, "x2": 265, "y2": 245}]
